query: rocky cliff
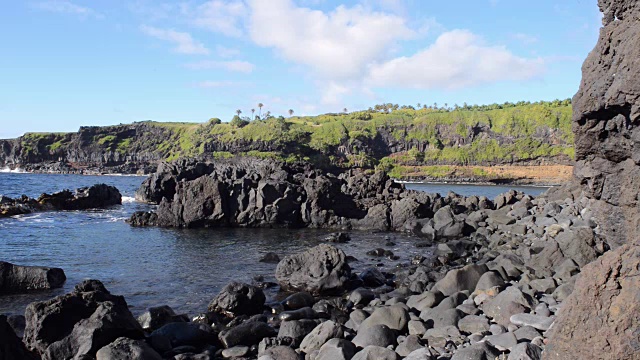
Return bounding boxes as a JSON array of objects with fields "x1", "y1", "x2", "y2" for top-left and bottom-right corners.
[
  {"x1": 0, "y1": 103, "x2": 574, "y2": 175},
  {"x1": 544, "y1": 0, "x2": 640, "y2": 358}
]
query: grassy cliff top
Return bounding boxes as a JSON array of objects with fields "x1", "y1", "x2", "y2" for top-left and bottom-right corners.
[{"x1": 7, "y1": 99, "x2": 574, "y2": 172}]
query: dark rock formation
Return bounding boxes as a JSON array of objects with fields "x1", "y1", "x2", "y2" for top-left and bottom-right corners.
[
  {"x1": 544, "y1": 1, "x2": 640, "y2": 359},
  {"x1": 0, "y1": 261, "x2": 66, "y2": 293},
  {"x1": 275, "y1": 244, "x2": 352, "y2": 296},
  {"x1": 128, "y1": 158, "x2": 470, "y2": 230},
  {"x1": 208, "y1": 281, "x2": 266, "y2": 317},
  {"x1": 23, "y1": 280, "x2": 144, "y2": 360},
  {"x1": 0, "y1": 184, "x2": 122, "y2": 218},
  {"x1": 571, "y1": 0, "x2": 640, "y2": 248}
]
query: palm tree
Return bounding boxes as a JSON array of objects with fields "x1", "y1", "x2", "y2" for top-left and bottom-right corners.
[
  {"x1": 258, "y1": 103, "x2": 264, "y2": 117},
  {"x1": 343, "y1": 108, "x2": 348, "y2": 113},
  {"x1": 251, "y1": 108, "x2": 255, "y2": 119},
  {"x1": 288, "y1": 109, "x2": 294, "y2": 117},
  {"x1": 236, "y1": 109, "x2": 242, "y2": 117}
]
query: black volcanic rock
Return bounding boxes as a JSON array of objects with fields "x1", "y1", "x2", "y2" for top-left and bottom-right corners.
[
  {"x1": 544, "y1": 1, "x2": 640, "y2": 359},
  {"x1": 0, "y1": 262, "x2": 66, "y2": 294},
  {"x1": 1, "y1": 184, "x2": 122, "y2": 218},
  {"x1": 128, "y1": 158, "x2": 455, "y2": 230},
  {"x1": 23, "y1": 280, "x2": 144, "y2": 360}
]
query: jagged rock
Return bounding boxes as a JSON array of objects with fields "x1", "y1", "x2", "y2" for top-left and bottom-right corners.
[
  {"x1": 275, "y1": 244, "x2": 351, "y2": 295},
  {"x1": 23, "y1": 280, "x2": 144, "y2": 360},
  {"x1": 208, "y1": 282, "x2": 266, "y2": 317},
  {"x1": 0, "y1": 261, "x2": 66, "y2": 294}
]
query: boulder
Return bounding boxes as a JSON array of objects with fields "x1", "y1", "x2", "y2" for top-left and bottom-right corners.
[
  {"x1": 150, "y1": 322, "x2": 216, "y2": 347},
  {"x1": 316, "y1": 338, "x2": 356, "y2": 360},
  {"x1": 277, "y1": 319, "x2": 318, "y2": 345},
  {"x1": 299, "y1": 320, "x2": 343, "y2": 353},
  {"x1": 0, "y1": 261, "x2": 66, "y2": 293},
  {"x1": 433, "y1": 264, "x2": 489, "y2": 296},
  {"x1": 96, "y1": 337, "x2": 162, "y2": 360},
  {"x1": 352, "y1": 345, "x2": 400, "y2": 360},
  {"x1": 137, "y1": 305, "x2": 188, "y2": 332},
  {"x1": 351, "y1": 324, "x2": 396, "y2": 348},
  {"x1": 23, "y1": 280, "x2": 144, "y2": 360},
  {"x1": 358, "y1": 304, "x2": 409, "y2": 332},
  {"x1": 276, "y1": 244, "x2": 351, "y2": 295},
  {"x1": 208, "y1": 281, "x2": 266, "y2": 317},
  {"x1": 508, "y1": 342, "x2": 542, "y2": 360},
  {"x1": 219, "y1": 321, "x2": 277, "y2": 348},
  {"x1": 258, "y1": 346, "x2": 300, "y2": 360},
  {"x1": 450, "y1": 342, "x2": 500, "y2": 360}
]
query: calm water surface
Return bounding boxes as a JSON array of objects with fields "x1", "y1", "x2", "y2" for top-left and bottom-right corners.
[{"x1": 0, "y1": 173, "x2": 548, "y2": 316}]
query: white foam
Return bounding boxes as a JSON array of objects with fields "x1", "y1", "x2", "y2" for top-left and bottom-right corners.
[
  {"x1": 122, "y1": 196, "x2": 136, "y2": 203},
  {"x1": 0, "y1": 166, "x2": 25, "y2": 173}
]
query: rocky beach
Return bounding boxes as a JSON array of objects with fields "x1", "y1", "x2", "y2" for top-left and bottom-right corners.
[{"x1": 2, "y1": 0, "x2": 640, "y2": 359}]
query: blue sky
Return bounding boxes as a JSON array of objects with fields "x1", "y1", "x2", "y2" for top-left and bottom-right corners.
[{"x1": 0, "y1": 0, "x2": 601, "y2": 138}]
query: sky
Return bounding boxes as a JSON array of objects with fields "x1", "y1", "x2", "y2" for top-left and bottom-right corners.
[{"x1": 0, "y1": 0, "x2": 602, "y2": 138}]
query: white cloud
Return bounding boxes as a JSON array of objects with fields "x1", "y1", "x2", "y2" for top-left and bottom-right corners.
[
  {"x1": 511, "y1": 32, "x2": 539, "y2": 44},
  {"x1": 366, "y1": 30, "x2": 545, "y2": 90},
  {"x1": 189, "y1": 0, "x2": 247, "y2": 37},
  {"x1": 33, "y1": 1, "x2": 103, "y2": 18},
  {"x1": 185, "y1": 60, "x2": 255, "y2": 73},
  {"x1": 216, "y1": 45, "x2": 241, "y2": 58},
  {"x1": 192, "y1": 80, "x2": 241, "y2": 88},
  {"x1": 140, "y1": 25, "x2": 210, "y2": 55},
  {"x1": 247, "y1": 0, "x2": 414, "y2": 80}
]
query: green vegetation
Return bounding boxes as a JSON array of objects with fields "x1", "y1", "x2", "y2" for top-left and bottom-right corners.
[{"x1": 14, "y1": 100, "x2": 575, "y2": 171}]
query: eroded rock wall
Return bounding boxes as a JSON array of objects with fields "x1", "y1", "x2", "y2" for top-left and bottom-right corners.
[
  {"x1": 572, "y1": 0, "x2": 640, "y2": 248},
  {"x1": 544, "y1": 1, "x2": 640, "y2": 358}
]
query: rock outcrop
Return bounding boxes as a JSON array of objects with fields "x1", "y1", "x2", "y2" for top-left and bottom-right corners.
[
  {"x1": 544, "y1": 1, "x2": 640, "y2": 358},
  {"x1": 0, "y1": 261, "x2": 66, "y2": 294},
  {"x1": 23, "y1": 280, "x2": 144, "y2": 360},
  {"x1": 128, "y1": 158, "x2": 483, "y2": 231},
  {"x1": 0, "y1": 183, "x2": 122, "y2": 218},
  {"x1": 571, "y1": 0, "x2": 640, "y2": 248}
]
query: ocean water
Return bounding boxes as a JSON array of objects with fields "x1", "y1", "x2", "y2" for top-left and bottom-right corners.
[{"x1": 0, "y1": 173, "x2": 549, "y2": 317}]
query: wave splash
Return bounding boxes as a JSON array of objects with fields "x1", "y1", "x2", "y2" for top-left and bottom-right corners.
[{"x1": 0, "y1": 167, "x2": 25, "y2": 173}]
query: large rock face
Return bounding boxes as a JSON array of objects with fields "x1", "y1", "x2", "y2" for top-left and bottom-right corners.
[
  {"x1": 545, "y1": 244, "x2": 640, "y2": 359},
  {"x1": 545, "y1": 1, "x2": 640, "y2": 358},
  {"x1": 571, "y1": 0, "x2": 640, "y2": 248}
]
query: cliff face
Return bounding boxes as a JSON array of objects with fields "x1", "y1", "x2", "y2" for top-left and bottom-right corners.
[
  {"x1": 544, "y1": 1, "x2": 640, "y2": 358},
  {"x1": 571, "y1": 0, "x2": 640, "y2": 248},
  {"x1": 0, "y1": 124, "x2": 171, "y2": 174}
]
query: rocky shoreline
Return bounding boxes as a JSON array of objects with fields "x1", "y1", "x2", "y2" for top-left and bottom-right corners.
[
  {"x1": 0, "y1": 181, "x2": 605, "y2": 359},
  {"x1": 3, "y1": 0, "x2": 640, "y2": 358}
]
